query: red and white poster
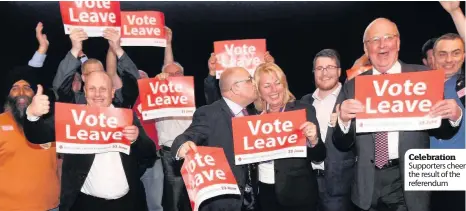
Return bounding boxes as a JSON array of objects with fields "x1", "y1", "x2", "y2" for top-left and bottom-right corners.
[
  {"x1": 232, "y1": 109, "x2": 307, "y2": 165},
  {"x1": 214, "y1": 39, "x2": 266, "y2": 79},
  {"x1": 54, "y1": 102, "x2": 133, "y2": 155},
  {"x1": 59, "y1": 1, "x2": 121, "y2": 37},
  {"x1": 355, "y1": 70, "x2": 445, "y2": 133},
  {"x1": 181, "y1": 147, "x2": 240, "y2": 211},
  {"x1": 120, "y1": 11, "x2": 166, "y2": 47},
  {"x1": 138, "y1": 76, "x2": 196, "y2": 120}
]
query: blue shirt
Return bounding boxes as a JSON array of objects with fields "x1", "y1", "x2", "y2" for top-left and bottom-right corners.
[{"x1": 430, "y1": 75, "x2": 465, "y2": 149}]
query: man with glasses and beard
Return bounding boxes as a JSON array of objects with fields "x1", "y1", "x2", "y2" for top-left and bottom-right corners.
[{"x1": 0, "y1": 66, "x2": 59, "y2": 211}]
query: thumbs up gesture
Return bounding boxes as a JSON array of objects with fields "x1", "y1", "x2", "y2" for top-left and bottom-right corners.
[{"x1": 27, "y1": 85, "x2": 50, "y2": 117}]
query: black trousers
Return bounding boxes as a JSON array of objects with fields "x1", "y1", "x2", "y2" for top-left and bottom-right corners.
[
  {"x1": 258, "y1": 182, "x2": 314, "y2": 211},
  {"x1": 368, "y1": 166, "x2": 407, "y2": 211},
  {"x1": 316, "y1": 175, "x2": 354, "y2": 211},
  {"x1": 160, "y1": 147, "x2": 191, "y2": 211}
]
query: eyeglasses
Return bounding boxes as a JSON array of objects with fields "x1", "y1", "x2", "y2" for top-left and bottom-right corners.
[
  {"x1": 230, "y1": 76, "x2": 254, "y2": 92},
  {"x1": 314, "y1": 65, "x2": 339, "y2": 73},
  {"x1": 364, "y1": 34, "x2": 398, "y2": 46},
  {"x1": 233, "y1": 76, "x2": 254, "y2": 85}
]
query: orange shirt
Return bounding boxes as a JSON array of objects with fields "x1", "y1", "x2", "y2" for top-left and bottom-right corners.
[{"x1": 0, "y1": 112, "x2": 59, "y2": 211}]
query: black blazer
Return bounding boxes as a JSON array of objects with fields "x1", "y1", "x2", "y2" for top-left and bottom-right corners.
[
  {"x1": 271, "y1": 100, "x2": 326, "y2": 208},
  {"x1": 23, "y1": 105, "x2": 157, "y2": 211},
  {"x1": 332, "y1": 62, "x2": 460, "y2": 211},
  {"x1": 301, "y1": 93, "x2": 356, "y2": 197}
]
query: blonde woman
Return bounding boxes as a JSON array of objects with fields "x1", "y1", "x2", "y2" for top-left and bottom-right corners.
[{"x1": 253, "y1": 63, "x2": 326, "y2": 211}]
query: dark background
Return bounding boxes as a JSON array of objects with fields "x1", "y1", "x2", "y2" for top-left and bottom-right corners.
[
  {"x1": 0, "y1": 1, "x2": 465, "y2": 210},
  {"x1": 0, "y1": 1, "x2": 464, "y2": 110}
]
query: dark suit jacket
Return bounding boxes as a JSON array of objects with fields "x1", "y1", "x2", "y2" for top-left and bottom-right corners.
[
  {"x1": 53, "y1": 51, "x2": 140, "y2": 108},
  {"x1": 301, "y1": 92, "x2": 356, "y2": 198},
  {"x1": 171, "y1": 98, "x2": 254, "y2": 210},
  {"x1": 23, "y1": 105, "x2": 158, "y2": 211},
  {"x1": 272, "y1": 100, "x2": 326, "y2": 208},
  {"x1": 332, "y1": 62, "x2": 460, "y2": 211}
]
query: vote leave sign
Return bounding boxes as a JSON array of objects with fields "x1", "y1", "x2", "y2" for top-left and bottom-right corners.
[
  {"x1": 232, "y1": 109, "x2": 307, "y2": 165},
  {"x1": 214, "y1": 39, "x2": 266, "y2": 79},
  {"x1": 120, "y1": 11, "x2": 166, "y2": 47},
  {"x1": 54, "y1": 102, "x2": 133, "y2": 155},
  {"x1": 355, "y1": 70, "x2": 444, "y2": 133},
  {"x1": 59, "y1": 1, "x2": 121, "y2": 37},
  {"x1": 181, "y1": 147, "x2": 240, "y2": 211},
  {"x1": 138, "y1": 76, "x2": 196, "y2": 120}
]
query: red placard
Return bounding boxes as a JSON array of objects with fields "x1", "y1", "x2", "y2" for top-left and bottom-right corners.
[
  {"x1": 181, "y1": 147, "x2": 240, "y2": 211},
  {"x1": 232, "y1": 109, "x2": 307, "y2": 165},
  {"x1": 59, "y1": 1, "x2": 121, "y2": 37},
  {"x1": 138, "y1": 76, "x2": 196, "y2": 120},
  {"x1": 355, "y1": 70, "x2": 445, "y2": 132},
  {"x1": 120, "y1": 11, "x2": 166, "y2": 47},
  {"x1": 55, "y1": 102, "x2": 133, "y2": 155},
  {"x1": 214, "y1": 39, "x2": 266, "y2": 79}
]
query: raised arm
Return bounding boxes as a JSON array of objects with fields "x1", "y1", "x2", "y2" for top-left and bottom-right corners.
[
  {"x1": 106, "y1": 47, "x2": 122, "y2": 89},
  {"x1": 440, "y1": 1, "x2": 466, "y2": 40},
  {"x1": 53, "y1": 28, "x2": 88, "y2": 103},
  {"x1": 164, "y1": 26, "x2": 174, "y2": 65},
  {"x1": 28, "y1": 22, "x2": 49, "y2": 68}
]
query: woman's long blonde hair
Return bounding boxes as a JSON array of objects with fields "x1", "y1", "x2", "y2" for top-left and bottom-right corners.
[{"x1": 253, "y1": 62, "x2": 296, "y2": 112}]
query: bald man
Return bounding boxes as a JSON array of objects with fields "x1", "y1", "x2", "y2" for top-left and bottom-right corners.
[
  {"x1": 171, "y1": 67, "x2": 257, "y2": 211},
  {"x1": 23, "y1": 71, "x2": 158, "y2": 211},
  {"x1": 333, "y1": 18, "x2": 463, "y2": 211}
]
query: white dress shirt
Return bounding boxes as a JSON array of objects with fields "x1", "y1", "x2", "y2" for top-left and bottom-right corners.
[
  {"x1": 311, "y1": 83, "x2": 342, "y2": 170},
  {"x1": 27, "y1": 104, "x2": 130, "y2": 199},
  {"x1": 156, "y1": 118, "x2": 192, "y2": 148},
  {"x1": 338, "y1": 61, "x2": 463, "y2": 159}
]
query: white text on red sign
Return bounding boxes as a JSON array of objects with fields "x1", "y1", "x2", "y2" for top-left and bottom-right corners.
[
  {"x1": 68, "y1": 1, "x2": 117, "y2": 24},
  {"x1": 244, "y1": 119, "x2": 297, "y2": 150},
  {"x1": 366, "y1": 80, "x2": 431, "y2": 114},
  {"x1": 147, "y1": 81, "x2": 188, "y2": 106},
  {"x1": 65, "y1": 109, "x2": 123, "y2": 141},
  {"x1": 123, "y1": 14, "x2": 161, "y2": 36},
  {"x1": 185, "y1": 153, "x2": 226, "y2": 188},
  {"x1": 219, "y1": 44, "x2": 261, "y2": 67}
]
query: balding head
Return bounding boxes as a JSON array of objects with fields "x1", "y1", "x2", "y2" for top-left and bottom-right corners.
[
  {"x1": 219, "y1": 67, "x2": 246, "y2": 93},
  {"x1": 84, "y1": 71, "x2": 115, "y2": 107},
  {"x1": 219, "y1": 67, "x2": 257, "y2": 107},
  {"x1": 81, "y1": 58, "x2": 104, "y2": 82},
  {"x1": 363, "y1": 18, "x2": 399, "y2": 42},
  {"x1": 363, "y1": 18, "x2": 400, "y2": 73}
]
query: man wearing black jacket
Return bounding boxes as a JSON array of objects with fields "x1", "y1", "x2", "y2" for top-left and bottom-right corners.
[{"x1": 23, "y1": 71, "x2": 157, "y2": 211}]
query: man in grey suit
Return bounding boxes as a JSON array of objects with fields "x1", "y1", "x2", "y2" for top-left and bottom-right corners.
[{"x1": 333, "y1": 18, "x2": 463, "y2": 211}]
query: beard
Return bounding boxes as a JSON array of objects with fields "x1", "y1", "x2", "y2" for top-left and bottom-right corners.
[{"x1": 4, "y1": 95, "x2": 32, "y2": 127}]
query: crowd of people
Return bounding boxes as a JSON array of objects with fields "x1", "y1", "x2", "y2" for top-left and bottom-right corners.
[{"x1": 0, "y1": 1, "x2": 465, "y2": 211}]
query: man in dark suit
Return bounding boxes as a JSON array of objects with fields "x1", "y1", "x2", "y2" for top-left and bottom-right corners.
[
  {"x1": 172, "y1": 67, "x2": 258, "y2": 211},
  {"x1": 301, "y1": 49, "x2": 355, "y2": 211},
  {"x1": 333, "y1": 18, "x2": 463, "y2": 211},
  {"x1": 23, "y1": 71, "x2": 158, "y2": 211}
]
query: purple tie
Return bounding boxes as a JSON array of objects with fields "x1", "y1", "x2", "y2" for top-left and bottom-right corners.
[
  {"x1": 375, "y1": 71, "x2": 389, "y2": 168},
  {"x1": 374, "y1": 132, "x2": 389, "y2": 168},
  {"x1": 241, "y1": 108, "x2": 249, "y2": 116}
]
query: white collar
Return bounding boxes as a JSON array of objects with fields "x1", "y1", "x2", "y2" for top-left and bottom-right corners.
[
  {"x1": 312, "y1": 82, "x2": 342, "y2": 101},
  {"x1": 223, "y1": 97, "x2": 244, "y2": 116},
  {"x1": 372, "y1": 61, "x2": 402, "y2": 75}
]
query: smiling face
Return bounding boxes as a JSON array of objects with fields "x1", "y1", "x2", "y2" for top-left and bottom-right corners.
[
  {"x1": 6, "y1": 80, "x2": 34, "y2": 125},
  {"x1": 363, "y1": 18, "x2": 400, "y2": 73},
  {"x1": 434, "y1": 37, "x2": 465, "y2": 79},
  {"x1": 84, "y1": 71, "x2": 115, "y2": 107},
  {"x1": 314, "y1": 57, "x2": 341, "y2": 91}
]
